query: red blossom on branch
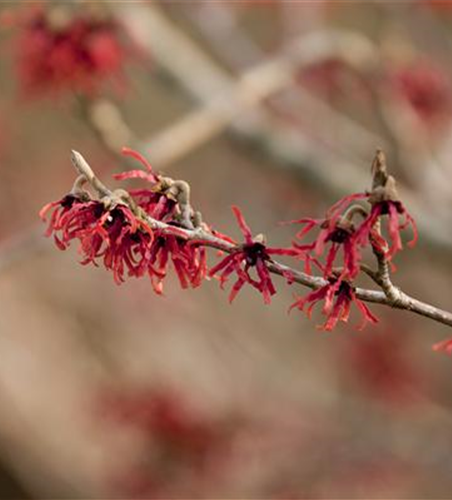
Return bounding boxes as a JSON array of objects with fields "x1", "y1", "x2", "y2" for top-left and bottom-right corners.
[
  {"x1": 40, "y1": 148, "x2": 210, "y2": 292},
  {"x1": 39, "y1": 149, "x2": 452, "y2": 333},
  {"x1": 39, "y1": 193, "x2": 104, "y2": 250},
  {"x1": 40, "y1": 193, "x2": 155, "y2": 284},
  {"x1": 290, "y1": 278, "x2": 378, "y2": 331},
  {"x1": 209, "y1": 206, "x2": 296, "y2": 304},
  {"x1": 290, "y1": 214, "x2": 361, "y2": 280},
  {"x1": 145, "y1": 234, "x2": 207, "y2": 294},
  {"x1": 286, "y1": 154, "x2": 417, "y2": 285},
  {"x1": 114, "y1": 147, "x2": 178, "y2": 222},
  {"x1": 355, "y1": 199, "x2": 418, "y2": 260}
]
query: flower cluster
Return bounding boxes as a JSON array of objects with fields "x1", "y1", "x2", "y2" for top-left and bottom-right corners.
[
  {"x1": 288, "y1": 150, "x2": 417, "y2": 330},
  {"x1": 15, "y1": 5, "x2": 128, "y2": 97},
  {"x1": 40, "y1": 148, "x2": 208, "y2": 293}
]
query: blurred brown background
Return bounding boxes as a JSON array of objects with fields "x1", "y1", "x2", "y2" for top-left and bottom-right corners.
[{"x1": 1, "y1": 1, "x2": 452, "y2": 498}]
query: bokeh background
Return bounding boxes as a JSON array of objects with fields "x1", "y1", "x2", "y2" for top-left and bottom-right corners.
[{"x1": 1, "y1": 1, "x2": 452, "y2": 498}]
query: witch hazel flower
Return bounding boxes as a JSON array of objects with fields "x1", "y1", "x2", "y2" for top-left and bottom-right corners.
[
  {"x1": 114, "y1": 147, "x2": 197, "y2": 228},
  {"x1": 355, "y1": 151, "x2": 418, "y2": 260},
  {"x1": 288, "y1": 150, "x2": 417, "y2": 287},
  {"x1": 113, "y1": 147, "x2": 208, "y2": 292},
  {"x1": 290, "y1": 276, "x2": 378, "y2": 331},
  {"x1": 113, "y1": 148, "x2": 176, "y2": 222},
  {"x1": 209, "y1": 206, "x2": 297, "y2": 304},
  {"x1": 289, "y1": 204, "x2": 365, "y2": 280},
  {"x1": 144, "y1": 233, "x2": 207, "y2": 294},
  {"x1": 40, "y1": 148, "x2": 211, "y2": 292},
  {"x1": 40, "y1": 185, "x2": 155, "y2": 284},
  {"x1": 15, "y1": 5, "x2": 127, "y2": 98},
  {"x1": 39, "y1": 191, "x2": 104, "y2": 251}
]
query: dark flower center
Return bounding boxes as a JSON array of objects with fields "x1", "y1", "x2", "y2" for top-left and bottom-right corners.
[
  {"x1": 337, "y1": 280, "x2": 353, "y2": 298},
  {"x1": 60, "y1": 194, "x2": 78, "y2": 208},
  {"x1": 377, "y1": 200, "x2": 403, "y2": 215},
  {"x1": 243, "y1": 242, "x2": 267, "y2": 266},
  {"x1": 328, "y1": 226, "x2": 353, "y2": 244}
]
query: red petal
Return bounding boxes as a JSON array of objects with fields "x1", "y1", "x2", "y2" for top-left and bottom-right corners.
[
  {"x1": 39, "y1": 200, "x2": 58, "y2": 220},
  {"x1": 387, "y1": 203, "x2": 403, "y2": 259},
  {"x1": 326, "y1": 193, "x2": 367, "y2": 221},
  {"x1": 122, "y1": 147, "x2": 154, "y2": 173},
  {"x1": 229, "y1": 277, "x2": 245, "y2": 303},
  {"x1": 354, "y1": 298, "x2": 379, "y2": 330},
  {"x1": 432, "y1": 338, "x2": 452, "y2": 354},
  {"x1": 231, "y1": 206, "x2": 253, "y2": 243}
]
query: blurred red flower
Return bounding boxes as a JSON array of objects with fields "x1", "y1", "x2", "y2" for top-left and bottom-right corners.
[
  {"x1": 15, "y1": 6, "x2": 127, "y2": 97},
  {"x1": 389, "y1": 60, "x2": 452, "y2": 126},
  {"x1": 99, "y1": 388, "x2": 230, "y2": 497}
]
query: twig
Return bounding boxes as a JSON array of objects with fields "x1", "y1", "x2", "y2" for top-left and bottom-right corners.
[{"x1": 71, "y1": 150, "x2": 452, "y2": 330}]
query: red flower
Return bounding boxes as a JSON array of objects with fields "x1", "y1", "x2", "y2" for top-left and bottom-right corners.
[
  {"x1": 389, "y1": 60, "x2": 452, "y2": 125},
  {"x1": 290, "y1": 215, "x2": 361, "y2": 280},
  {"x1": 209, "y1": 206, "x2": 295, "y2": 304},
  {"x1": 40, "y1": 194, "x2": 155, "y2": 284},
  {"x1": 299, "y1": 58, "x2": 370, "y2": 103},
  {"x1": 16, "y1": 7, "x2": 127, "y2": 97},
  {"x1": 99, "y1": 388, "x2": 230, "y2": 498},
  {"x1": 145, "y1": 233, "x2": 207, "y2": 295},
  {"x1": 355, "y1": 199, "x2": 417, "y2": 260},
  {"x1": 287, "y1": 193, "x2": 368, "y2": 279},
  {"x1": 289, "y1": 180, "x2": 417, "y2": 274},
  {"x1": 101, "y1": 390, "x2": 219, "y2": 457},
  {"x1": 343, "y1": 328, "x2": 423, "y2": 406},
  {"x1": 114, "y1": 148, "x2": 178, "y2": 224},
  {"x1": 39, "y1": 193, "x2": 104, "y2": 250},
  {"x1": 290, "y1": 278, "x2": 378, "y2": 331},
  {"x1": 91, "y1": 204, "x2": 154, "y2": 284}
]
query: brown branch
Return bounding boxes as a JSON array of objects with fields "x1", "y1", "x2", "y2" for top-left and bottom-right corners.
[{"x1": 71, "y1": 150, "x2": 452, "y2": 330}]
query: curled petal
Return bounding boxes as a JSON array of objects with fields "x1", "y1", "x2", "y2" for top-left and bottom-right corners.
[
  {"x1": 122, "y1": 147, "x2": 155, "y2": 174},
  {"x1": 231, "y1": 205, "x2": 253, "y2": 244},
  {"x1": 354, "y1": 298, "x2": 379, "y2": 330},
  {"x1": 387, "y1": 202, "x2": 403, "y2": 259},
  {"x1": 326, "y1": 193, "x2": 368, "y2": 222}
]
